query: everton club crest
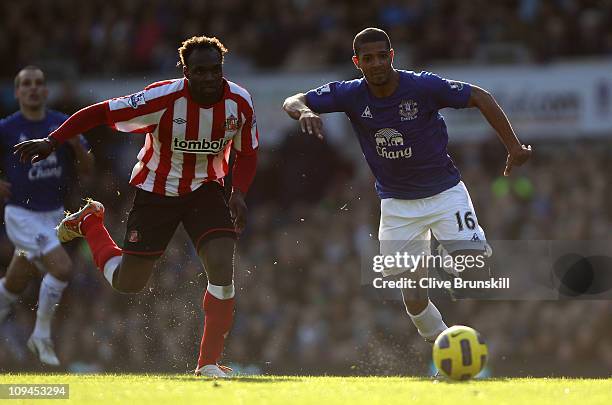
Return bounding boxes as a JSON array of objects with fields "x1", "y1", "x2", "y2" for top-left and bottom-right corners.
[{"x1": 399, "y1": 100, "x2": 418, "y2": 121}]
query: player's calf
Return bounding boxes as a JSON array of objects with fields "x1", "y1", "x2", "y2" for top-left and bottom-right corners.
[
  {"x1": 388, "y1": 264, "x2": 448, "y2": 343},
  {"x1": 398, "y1": 272, "x2": 429, "y2": 315}
]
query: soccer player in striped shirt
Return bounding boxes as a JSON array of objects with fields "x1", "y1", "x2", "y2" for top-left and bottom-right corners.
[{"x1": 14, "y1": 36, "x2": 258, "y2": 378}]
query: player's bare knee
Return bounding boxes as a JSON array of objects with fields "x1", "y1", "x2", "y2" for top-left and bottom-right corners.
[
  {"x1": 112, "y1": 257, "x2": 155, "y2": 294},
  {"x1": 113, "y1": 255, "x2": 156, "y2": 294},
  {"x1": 113, "y1": 276, "x2": 148, "y2": 294},
  {"x1": 115, "y1": 284, "x2": 145, "y2": 294},
  {"x1": 111, "y1": 267, "x2": 148, "y2": 293}
]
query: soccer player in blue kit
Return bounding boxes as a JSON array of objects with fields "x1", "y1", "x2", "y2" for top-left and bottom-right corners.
[
  {"x1": 0, "y1": 66, "x2": 93, "y2": 365},
  {"x1": 283, "y1": 28, "x2": 531, "y2": 346}
]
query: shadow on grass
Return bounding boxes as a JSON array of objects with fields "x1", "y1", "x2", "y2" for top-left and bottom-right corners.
[
  {"x1": 158, "y1": 376, "x2": 304, "y2": 383},
  {"x1": 428, "y1": 377, "x2": 513, "y2": 384}
]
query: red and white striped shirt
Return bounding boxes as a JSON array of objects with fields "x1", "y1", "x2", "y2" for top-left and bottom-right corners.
[{"x1": 104, "y1": 78, "x2": 258, "y2": 196}]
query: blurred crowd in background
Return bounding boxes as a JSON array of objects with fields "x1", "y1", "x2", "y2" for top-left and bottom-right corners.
[
  {"x1": 0, "y1": 0, "x2": 611, "y2": 78},
  {"x1": 1, "y1": 0, "x2": 611, "y2": 376}
]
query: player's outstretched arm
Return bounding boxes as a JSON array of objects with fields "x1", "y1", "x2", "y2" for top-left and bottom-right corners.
[
  {"x1": 282, "y1": 93, "x2": 324, "y2": 139},
  {"x1": 467, "y1": 85, "x2": 532, "y2": 176},
  {"x1": 14, "y1": 102, "x2": 107, "y2": 164}
]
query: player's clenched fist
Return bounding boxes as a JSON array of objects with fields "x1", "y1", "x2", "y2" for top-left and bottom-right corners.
[
  {"x1": 504, "y1": 144, "x2": 532, "y2": 177},
  {"x1": 299, "y1": 110, "x2": 324, "y2": 139},
  {"x1": 228, "y1": 190, "x2": 248, "y2": 234},
  {"x1": 13, "y1": 137, "x2": 56, "y2": 164}
]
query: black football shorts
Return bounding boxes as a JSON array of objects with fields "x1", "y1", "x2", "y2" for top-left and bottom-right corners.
[{"x1": 122, "y1": 182, "x2": 236, "y2": 256}]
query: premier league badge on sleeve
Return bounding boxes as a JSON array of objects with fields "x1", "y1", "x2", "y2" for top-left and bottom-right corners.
[
  {"x1": 128, "y1": 92, "x2": 146, "y2": 109},
  {"x1": 448, "y1": 80, "x2": 464, "y2": 91},
  {"x1": 315, "y1": 84, "x2": 331, "y2": 95},
  {"x1": 399, "y1": 100, "x2": 418, "y2": 121}
]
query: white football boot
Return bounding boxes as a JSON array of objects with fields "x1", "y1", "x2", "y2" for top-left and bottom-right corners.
[
  {"x1": 27, "y1": 335, "x2": 60, "y2": 366},
  {"x1": 194, "y1": 364, "x2": 232, "y2": 378}
]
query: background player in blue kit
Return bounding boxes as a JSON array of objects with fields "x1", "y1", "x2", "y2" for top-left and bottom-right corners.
[
  {"x1": 283, "y1": 28, "x2": 532, "y2": 346},
  {"x1": 0, "y1": 66, "x2": 93, "y2": 365}
]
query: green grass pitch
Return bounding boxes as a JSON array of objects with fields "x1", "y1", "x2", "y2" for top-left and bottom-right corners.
[{"x1": 0, "y1": 374, "x2": 610, "y2": 404}]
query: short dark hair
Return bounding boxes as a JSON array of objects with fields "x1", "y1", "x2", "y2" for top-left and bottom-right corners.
[
  {"x1": 353, "y1": 28, "x2": 391, "y2": 56},
  {"x1": 177, "y1": 35, "x2": 228, "y2": 68},
  {"x1": 14, "y1": 65, "x2": 45, "y2": 88}
]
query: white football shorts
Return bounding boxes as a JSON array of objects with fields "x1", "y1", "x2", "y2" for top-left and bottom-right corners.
[
  {"x1": 4, "y1": 204, "x2": 64, "y2": 261},
  {"x1": 378, "y1": 181, "x2": 488, "y2": 277}
]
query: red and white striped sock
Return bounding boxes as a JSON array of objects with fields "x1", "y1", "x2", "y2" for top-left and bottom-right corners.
[{"x1": 197, "y1": 283, "x2": 235, "y2": 368}]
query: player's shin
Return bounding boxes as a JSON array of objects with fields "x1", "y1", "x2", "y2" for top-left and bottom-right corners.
[
  {"x1": 32, "y1": 274, "x2": 68, "y2": 338},
  {"x1": 0, "y1": 278, "x2": 19, "y2": 322},
  {"x1": 197, "y1": 283, "x2": 235, "y2": 368},
  {"x1": 399, "y1": 265, "x2": 448, "y2": 341}
]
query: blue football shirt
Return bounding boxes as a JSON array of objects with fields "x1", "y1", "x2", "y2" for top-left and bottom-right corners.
[
  {"x1": 305, "y1": 70, "x2": 471, "y2": 199},
  {"x1": 0, "y1": 110, "x2": 87, "y2": 211}
]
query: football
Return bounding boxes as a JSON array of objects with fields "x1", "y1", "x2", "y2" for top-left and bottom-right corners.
[{"x1": 433, "y1": 325, "x2": 488, "y2": 380}]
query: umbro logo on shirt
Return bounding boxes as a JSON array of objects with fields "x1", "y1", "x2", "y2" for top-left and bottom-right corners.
[
  {"x1": 173, "y1": 118, "x2": 187, "y2": 124},
  {"x1": 361, "y1": 106, "x2": 373, "y2": 119}
]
